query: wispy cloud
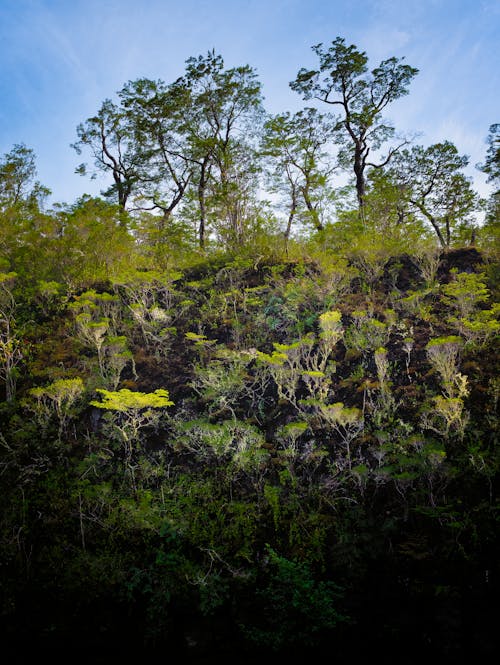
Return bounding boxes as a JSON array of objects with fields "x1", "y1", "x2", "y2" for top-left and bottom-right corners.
[{"x1": 0, "y1": 0, "x2": 497, "y2": 203}]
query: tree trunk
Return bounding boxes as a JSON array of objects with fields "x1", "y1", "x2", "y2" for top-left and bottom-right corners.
[
  {"x1": 198, "y1": 160, "x2": 209, "y2": 250},
  {"x1": 412, "y1": 200, "x2": 446, "y2": 247},
  {"x1": 354, "y1": 150, "x2": 366, "y2": 213},
  {"x1": 301, "y1": 184, "x2": 323, "y2": 231}
]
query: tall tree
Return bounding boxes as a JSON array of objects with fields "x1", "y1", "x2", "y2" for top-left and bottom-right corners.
[
  {"x1": 390, "y1": 142, "x2": 479, "y2": 247},
  {"x1": 0, "y1": 144, "x2": 49, "y2": 212},
  {"x1": 181, "y1": 50, "x2": 264, "y2": 247},
  {"x1": 73, "y1": 52, "x2": 263, "y2": 249},
  {"x1": 261, "y1": 108, "x2": 336, "y2": 236},
  {"x1": 72, "y1": 100, "x2": 140, "y2": 212},
  {"x1": 477, "y1": 124, "x2": 500, "y2": 232},
  {"x1": 0, "y1": 145, "x2": 54, "y2": 278},
  {"x1": 478, "y1": 123, "x2": 500, "y2": 184},
  {"x1": 118, "y1": 78, "x2": 192, "y2": 227},
  {"x1": 290, "y1": 37, "x2": 418, "y2": 212}
]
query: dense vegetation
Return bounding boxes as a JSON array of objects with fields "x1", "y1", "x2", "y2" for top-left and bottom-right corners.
[{"x1": 1, "y1": 38, "x2": 499, "y2": 663}]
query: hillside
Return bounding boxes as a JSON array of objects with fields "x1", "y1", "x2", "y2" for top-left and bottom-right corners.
[{"x1": 1, "y1": 242, "x2": 499, "y2": 663}]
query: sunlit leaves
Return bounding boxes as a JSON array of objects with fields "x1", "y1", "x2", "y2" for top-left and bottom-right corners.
[{"x1": 90, "y1": 387, "x2": 173, "y2": 412}]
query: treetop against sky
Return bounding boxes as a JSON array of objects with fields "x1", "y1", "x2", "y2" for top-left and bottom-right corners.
[{"x1": 0, "y1": 0, "x2": 498, "y2": 204}]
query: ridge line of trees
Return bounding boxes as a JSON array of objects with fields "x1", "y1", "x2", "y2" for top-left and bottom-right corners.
[{"x1": 0, "y1": 36, "x2": 498, "y2": 279}]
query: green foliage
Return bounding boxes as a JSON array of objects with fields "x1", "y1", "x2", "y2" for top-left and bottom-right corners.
[
  {"x1": 27, "y1": 377, "x2": 85, "y2": 439},
  {"x1": 441, "y1": 270, "x2": 500, "y2": 345},
  {"x1": 69, "y1": 289, "x2": 134, "y2": 387},
  {"x1": 54, "y1": 197, "x2": 136, "y2": 286},
  {"x1": 191, "y1": 346, "x2": 257, "y2": 418},
  {"x1": 478, "y1": 123, "x2": 500, "y2": 185},
  {"x1": 390, "y1": 142, "x2": 479, "y2": 246},
  {"x1": 0, "y1": 271, "x2": 24, "y2": 401},
  {"x1": 290, "y1": 37, "x2": 418, "y2": 209},
  {"x1": 91, "y1": 387, "x2": 173, "y2": 412},
  {"x1": 90, "y1": 388, "x2": 173, "y2": 475},
  {"x1": 422, "y1": 394, "x2": 469, "y2": 439},
  {"x1": 0, "y1": 38, "x2": 498, "y2": 660},
  {"x1": 261, "y1": 108, "x2": 336, "y2": 234},
  {"x1": 426, "y1": 336, "x2": 465, "y2": 396},
  {"x1": 423, "y1": 336, "x2": 470, "y2": 439},
  {"x1": 173, "y1": 418, "x2": 268, "y2": 472},
  {"x1": 344, "y1": 310, "x2": 389, "y2": 355},
  {"x1": 442, "y1": 270, "x2": 489, "y2": 316},
  {"x1": 243, "y1": 546, "x2": 346, "y2": 650}
]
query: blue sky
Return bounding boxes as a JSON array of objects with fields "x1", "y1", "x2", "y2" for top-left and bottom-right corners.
[{"x1": 0, "y1": 0, "x2": 498, "y2": 205}]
